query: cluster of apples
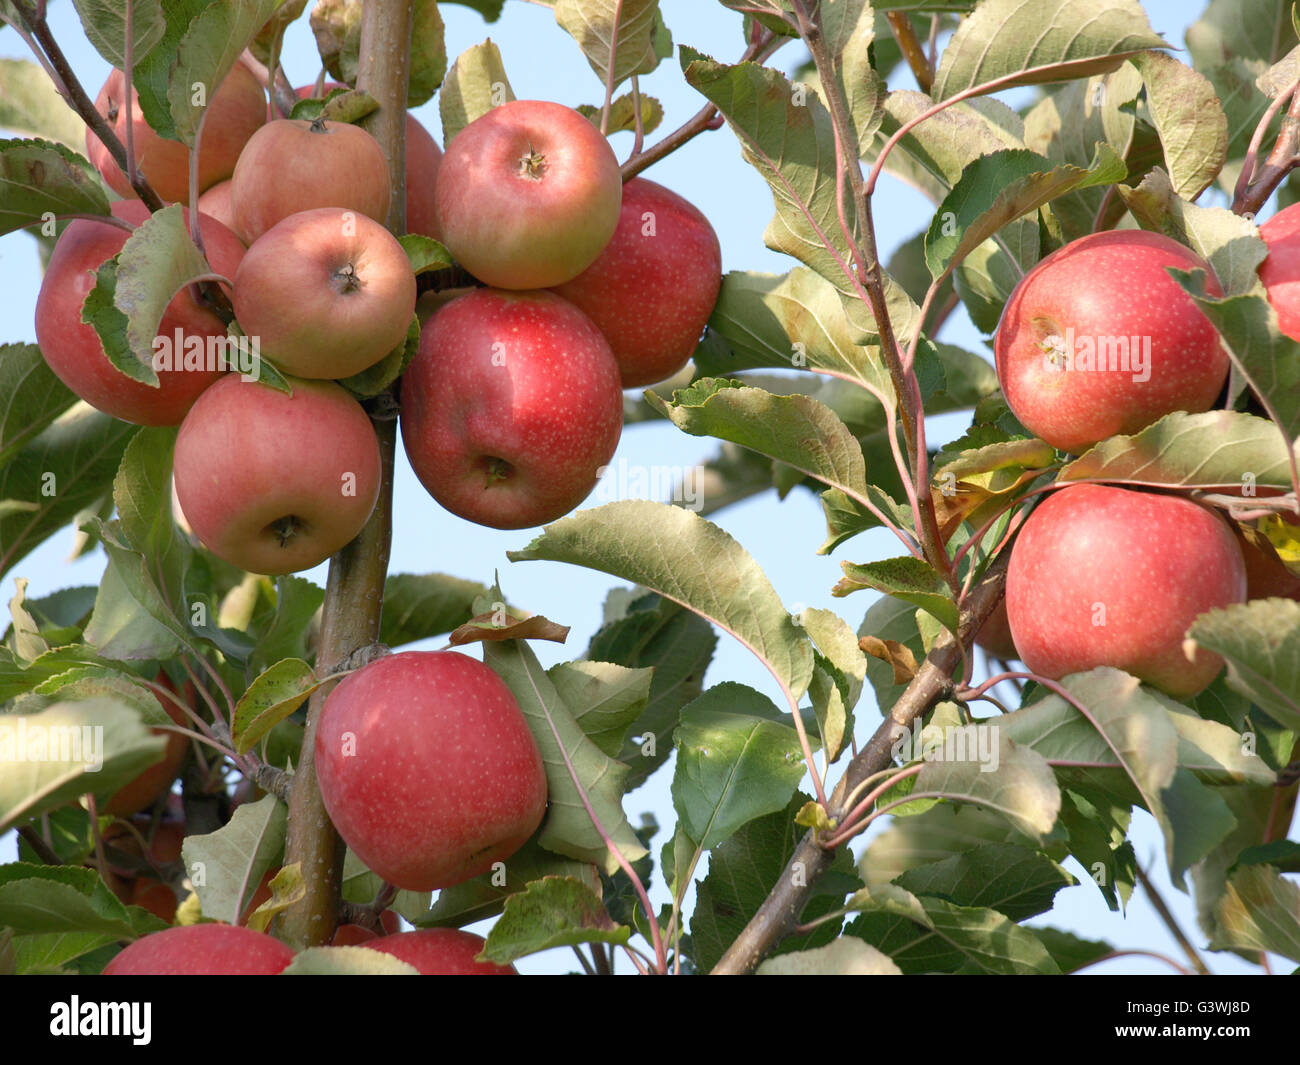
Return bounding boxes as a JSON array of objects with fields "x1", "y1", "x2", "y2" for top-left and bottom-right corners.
[{"x1": 976, "y1": 220, "x2": 1300, "y2": 697}]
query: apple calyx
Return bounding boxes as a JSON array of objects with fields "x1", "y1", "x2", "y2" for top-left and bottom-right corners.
[
  {"x1": 330, "y1": 261, "x2": 363, "y2": 295},
  {"x1": 309, "y1": 115, "x2": 332, "y2": 135},
  {"x1": 517, "y1": 147, "x2": 548, "y2": 181},
  {"x1": 481, "y1": 457, "x2": 514, "y2": 487},
  {"x1": 268, "y1": 514, "x2": 309, "y2": 547}
]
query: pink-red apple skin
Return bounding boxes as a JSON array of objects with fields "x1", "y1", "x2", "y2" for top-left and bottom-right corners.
[
  {"x1": 360, "y1": 929, "x2": 517, "y2": 974},
  {"x1": 315, "y1": 651, "x2": 548, "y2": 892},
  {"x1": 87, "y1": 62, "x2": 265, "y2": 204},
  {"x1": 103, "y1": 924, "x2": 295, "y2": 975},
  {"x1": 401, "y1": 288, "x2": 623, "y2": 529},
  {"x1": 229, "y1": 118, "x2": 390, "y2": 244},
  {"x1": 173, "y1": 375, "x2": 382, "y2": 574},
  {"x1": 435, "y1": 100, "x2": 621, "y2": 288},
  {"x1": 233, "y1": 207, "x2": 416, "y2": 379},
  {"x1": 35, "y1": 201, "x2": 245, "y2": 426},
  {"x1": 1236, "y1": 526, "x2": 1300, "y2": 600},
  {"x1": 995, "y1": 231, "x2": 1227, "y2": 453},
  {"x1": 1258, "y1": 202, "x2": 1300, "y2": 340},
  {"x1": 196, "y1": 180, "x2": 239, "y2": 237},
  {"x1": 552, "y1": 178, "x2": 722, "y2": 388},
  {"x1": 103, "y1": 673, "x2": 191, "y2": 817},
  {"x1": 294, "y1": 84, "x2": 442, "y2": 239},
  {"x1": 1006, "y1": 484, "x2": 1247, "y2": 697}
]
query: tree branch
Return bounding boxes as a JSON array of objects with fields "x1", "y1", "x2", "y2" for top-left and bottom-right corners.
[
  {"x1": 885, "y1": 12, "x2": 933, "y2": 94},
  {"x1": 277, "y1": 0, "x2": 412, "y2": 949},
  {"x1": 710, "y1": 554, "x2": 1009, "y2": 974}
]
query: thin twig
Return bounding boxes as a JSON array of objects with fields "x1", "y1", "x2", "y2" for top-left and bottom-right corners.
[{"x1": 1135, "y1": 860, "x2": 1212, "y2": 976}]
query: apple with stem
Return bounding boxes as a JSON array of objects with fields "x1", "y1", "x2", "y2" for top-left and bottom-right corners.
[
  {"x1": 229, "y1": 116, "x2": 391, "y2": 244},
  {"x1": 400, "y1": 288, "x2": 623, "y2": 529},
  {"x1": 103, "y1": 924, "x2": 295, "y2": 974},
  {"x1": 87, "y1": 61, "x2": 266, "y2": 204},
  {"x1": 553, "y1": 177, "x2": 722, "y2": 387},
  {"x1": 315, "y1": 650, "x2": 548, "y2": 891},
  {"x1": 1006, "y1": 484, "x2": 1247, "y2": 697},
  {"x1": 35, "y1": 201, "x2": 245, "y2": 426},
  {"x1": 233, "y1": 206, "x2": 415, "y2": 379},
  {"x1": 172, "y1": 375, "x2": 382, "y2": 574},
  {"x1": 294, "y1": 83, "x2": 442, "y2": 239},
  {"x1": 995, "y1": 230, "x2": 1228, "y2": 453},
  {"x1": 435, "y1": 100, "x2": 621, "y2": 288},
  {"x1": 359, "y1": 929, "x2": 517, "y2": 974}
]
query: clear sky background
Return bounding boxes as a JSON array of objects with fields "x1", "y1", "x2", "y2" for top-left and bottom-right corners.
[{"x1": 0, "y1": 0, "x2": 1283, "y2": 974}]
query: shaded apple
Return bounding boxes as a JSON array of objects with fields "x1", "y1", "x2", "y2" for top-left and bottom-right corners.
[
  {"x1": 103, "y1": 672, "x2": 191, "y2": 817},
  {"x1": 359, "y1": 929, "x2": 517, "y2": 974},
  {"x1": 35, "y1": 201, "x2": 245, "y2": 425},
  {"x1": 995, "y1": 231, "x2": 1227, "y2": 453},
  {"x1": 103, "y1": 924, "x2": 295, "y2": 974},
  {"x1": 1006, "y1": 484, "x2": 1246, "y2": 697},
  {"x1": 315, "y1": 650, "x2": 548, "y2": 891},
  {"x1": 173, "y1": 375, "x2": 382, "y2": 574},
  {"x1": 553, "y1": 177, "x2": 721, "y2": 387},
  {"x1": 233, "y1": 206, "x2": 416, "y2": 379},
  {"x1": 435, "y1": 100, "x2": 621, "y2": 288},
  {"x1": 400, "y1": 288, "x2": 623, "y2": 529}
]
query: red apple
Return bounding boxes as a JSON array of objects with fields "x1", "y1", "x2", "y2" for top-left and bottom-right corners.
[
  {"x1": 86, "y1": 61, "x2": 266, "y2": 204},
  {"x1": 1235, "y1": 524, "x2": 1300, "y2": 600},
  {"x1": 1259, "y1": 202, "x2": 1300, "y2": 340},
  {"x1": 552, "y1": 177, "x2": 721, "y2": 387},
  {"x1": 233, "y1": 207, "x2": 415, "y2": 379},
  {"x1": 103, "y1": 924, "x2": 295, "y2": 974},
  {"x1": 173, "y1": 375, "x2": 382, "y2": 574},
  {"x1": 104, "y1": 672, "x2": 191, "y2": 817},
  {"x1": 129, "y1": 878, "x2": 178, "y2": 924},
  {"x1": 315, "y1": 650, "x2": 548, "y2": 891},
  {"x1": 359, "y1": 929, "x2": 517, "y2": 974},
  {"x1": 294, "y1": 84, "x2": 442, "y2": 239},
  {"x1": 229, "y1": 117, "x2": 390, "y2": 244},
  {"x1": 400, "y1": 288, "x2": 623, "y2": 529},
  {"x1": 196, "y1": 179, "x2": 239, "y2": 236},
  {"x1": 995, "y1": 231, "x2": 1228, "y2": 453},
  {"x1": 435, "y1": 100, "x2": 621, "y2": 288},
  {"x1": 974, "y1": 598, "x2": 1018, "y2": 661},
  {"x1": 35, "y1": 201, "x2": 245, "y2": 426},
  {"x1": 330, "y1": 911, "x2": 401, "y2": 945},
  {"x1": 1006, "y1": 484, "x2": 1247, "y2": 697}
]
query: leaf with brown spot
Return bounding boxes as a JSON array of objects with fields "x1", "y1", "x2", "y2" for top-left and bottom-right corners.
[
  {"x1": 859, "y1": 636, "x2": 919, "y2": 686},
  {"x1": 448, "y1": 612, "x2": 570, "y2": 646}
]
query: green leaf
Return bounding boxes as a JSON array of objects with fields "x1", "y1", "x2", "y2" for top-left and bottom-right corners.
[
  {"x1": 250, "y1": 576, "x2": 324, "y2": 672},
  {"x1": 860, "y1": 801, "x2": 1039, "y2": 888},
  {"x1": 71, "y1": 0, "x2": 166, "y2": 70},
  {"x1": 166, "y1": 0, "x2": 287, "y2": 146},
  {"x1": 83, "y1": 520, "x2": 190, "y2": 661},
  {"x1": 845, "y1": 888, "x2": 1061, "y2": 974},
  {"x1": 0, "y1": 863, "x2": 161, "y2": 938},
  {"x1": 1057, "y1": 787, "x2": 1136, "y2": 911},
  {"x1": 547, "y1": 660, "x2": 652, "y2": 758},
  {"x1": 481, "y1": 875, "x2": 629, "y2": 963},
  {"x1": 378, "y1": 572, "x2": 487, "y2": 647},
  {"x1": 1129, "y1": 51, "x2": 1227, "y2": 202},
  {"x1": 482, "y1": 640, "x2": 646, "y2": 874},
  {"x1": 1169, "y1": 272, "x2": 1300, "y2": 443},
  {"x1": 1117, "y1": 166, "x2": 1267, "y2": 297},
  {"x1": 408, "y1": 0, "x2": 448, "y2": 107},
  {"x1": 1031, "y1": 926, "x2": 1116, "y2": 974},
  {"x1": 1188, "y1": 599, "x2": 1300, "y2": 733},
  {"x1": 422, "y1": 838, "x2": 601, "y2": 929},
  {"x1": 397, "y1": 234, "x2": 454, "y2": 274},
  {"x1": 647, "y1": 378, "x2": 870, "y2": 503},
  {"x1": 127, "y1": 0, "x2": 208, "y2": 141},
  {"x1": 680, "y1": 48, "x2": 864, "y2": 307},
  {"x1": 1210, "y1": 863, "x2": 1300, "y2": 962},
  {"x1": 231, "y1": 659, "x2": 320, "y2": 756},
  {"x1": 509, "y1": 501, "x2": 814, "y2": 702},
  {"x1": 1187, "y1": 0, "x2": 1298, "y2": 68},
  {"x1": 12, "y1": 929, "x2": 126, "y2": 973},
  {"x1": 757, "y1": 936, "x2": 901, "y2": 975},
  {"x1": 690, "y1": 792, "x2": 859, "y2": 972},
  {"x1": 554, "y1": 0, "x2": 668, "y2": 89},
  {"x1": 180, "y1": 794, "x2": 286, "y2": 925},
  {"x1": 834, "y1": 556, "x2": 958, "y2": 633},
  {"x1": 893, "y1": 842, "x2": 1075, "y2": 922},
  {"x1": 439, "y1": 39, "x2": 515, "y2": 145},
  {"x1": 0, "y1": 138, "x2": 110, "y2": 240},
  {"x1": 1059, "y1": 410, "x2": 1298, "y2": 489},
  {"x1": 800, "y1": 607, "x2": 865, "y2": 764},
  {"x1": 925, "y1": 145, "x2": 1126, "y2": 279},
  {"x1": 931, "y1": 0, "x2": 1166, "y2": 101},
  {"x1": 671, "y1": 683, "x2": 809, "y2": 851},
  {"x1": 575, "y1": 92, "x2": 664, "y2": 136},
  {"x1": 0, "y1": 699, "x2": 165, "y2": 832},
  {"x1": 586, "y1": 592, "x2": 716, "y2": 789},
  {"x1": 0, "y1": 60, "x2": 90, "y2": 148}
]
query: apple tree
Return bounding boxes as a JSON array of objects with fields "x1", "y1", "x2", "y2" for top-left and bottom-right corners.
[{"x1": 0, "y1": 0, "x2": 1298, "y2": 977}]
